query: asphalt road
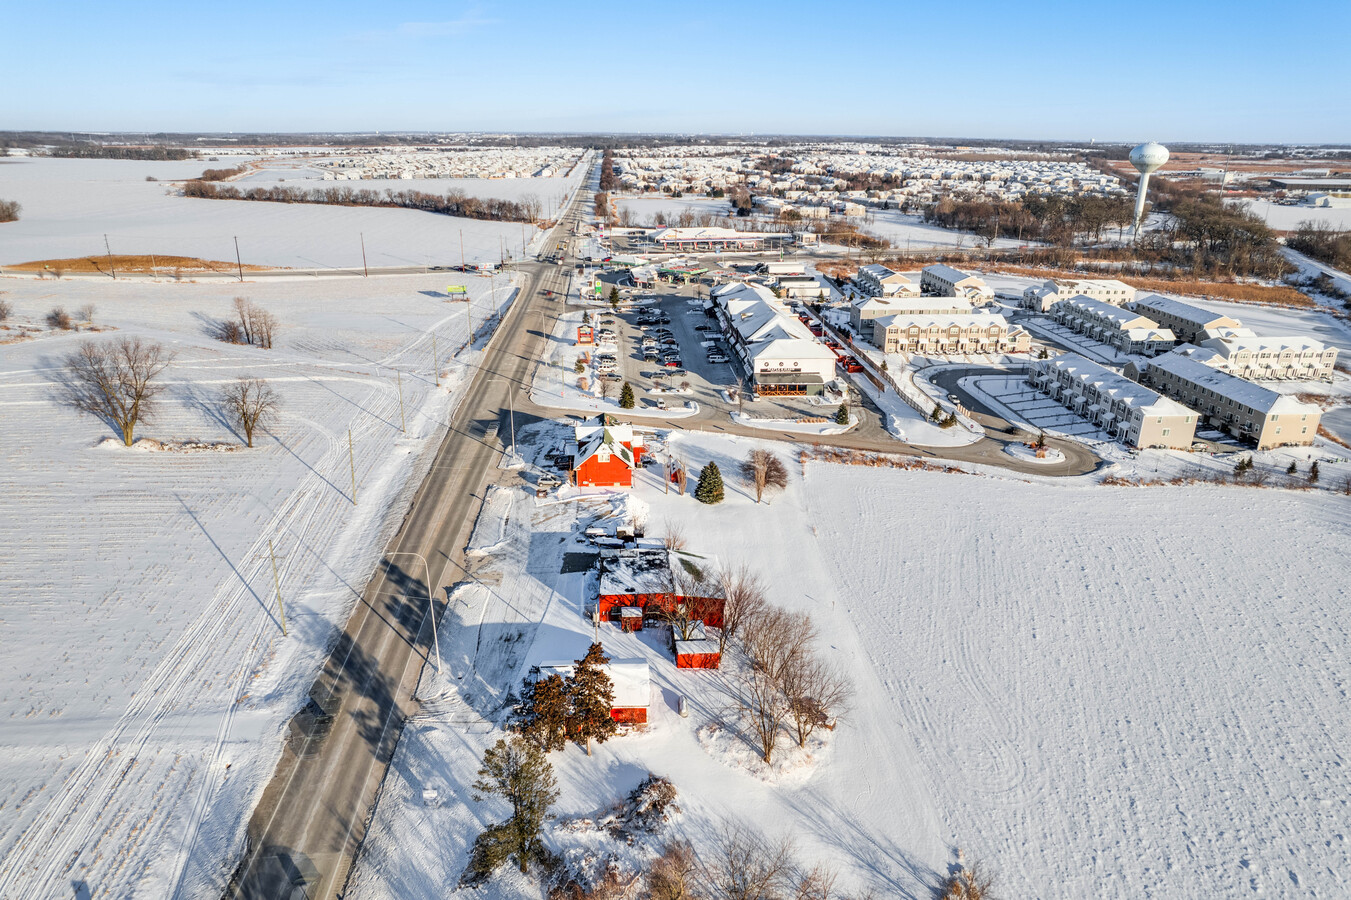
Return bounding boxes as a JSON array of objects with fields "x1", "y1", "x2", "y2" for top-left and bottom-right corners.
[{"x1": 224, "y1": 173, "x2": 593, "y2": 900}]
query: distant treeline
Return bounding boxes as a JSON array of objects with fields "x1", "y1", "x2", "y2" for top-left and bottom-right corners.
[
  {"x1": 182, "y1": 181, "x2": 542, "y2": 223},
  {"x1": 1288, "y1": 221, "x2": 1351, "y2": 273},
  {"x1": 198, "y1": 165, "x2": 248, "y2": 182},
  {"x1": 49, "y1": 146, "x2": 198, "y2": 161}
]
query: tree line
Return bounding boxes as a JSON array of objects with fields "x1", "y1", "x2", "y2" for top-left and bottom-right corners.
[
  {"x1": 182, "y1": 180, "x2": 544, "y2": 224},
  {"x1": 1287, "y1": 220, "x2": 1351, "y2": 273},
  {"x1": 599, "y1": 149, "x2": 619, "y2": 192},
  {"x1": 48, "y1": 145, "x2": 197, "y2": 161}
]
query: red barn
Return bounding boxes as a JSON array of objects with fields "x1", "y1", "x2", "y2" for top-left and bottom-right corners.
[
  {"x1": 675, "y1": 622, "x2": 721, "y2": 669},
  {"x1": 596, "y1": 545, "x2": 725, "y2": 629},
  {"x1": 571, "y1": 416, "x2": 646, "y2": 489}
]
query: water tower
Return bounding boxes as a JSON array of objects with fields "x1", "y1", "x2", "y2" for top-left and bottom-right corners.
[{"x1": 1129, "y1": 141, "x2": 1169, "y2": 233}]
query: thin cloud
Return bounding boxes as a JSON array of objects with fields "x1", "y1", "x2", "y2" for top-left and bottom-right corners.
[{"x1": 394, "y1": 15, "x2": 497, "y2": 37}]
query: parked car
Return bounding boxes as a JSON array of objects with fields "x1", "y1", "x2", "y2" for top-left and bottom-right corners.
[
  {"x1": 707, "y1": 353, "x2": 729, "y2": 363},
  {"x1": 663, "y1": 358, "x2": 682, "y2": 368}
]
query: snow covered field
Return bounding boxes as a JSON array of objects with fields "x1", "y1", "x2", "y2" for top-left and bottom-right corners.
[
  {"x1": 0, "y1": 271, "x2": 519, "y2": 897},
  {"x1": 1239, "y1": 199, "x2": 1351, "y2": 231},
  {"x1": 0, "y1": 158, "x2": 562, "y2": 269},
  {"x1": 349, "y1": 427, "x2": 1351, "y2": 899},
  {"x1": 616, "y1": 195, "x2": 732, "y2": 224},
  {"x1": 860, "y1": 209, "x2": 1028, "y2": 251}
]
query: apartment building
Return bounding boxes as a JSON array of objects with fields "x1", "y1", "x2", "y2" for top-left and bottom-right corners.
[
  {"x1": 1197, "y1": 334, "x2": 1338, "y2": 382},
  {"x1": 1132, "y1": 348, "x2": 1322, "y2": 449},
  {"x1": 850, "y1": 294, "x2": 973, "y2": 335},
  {"x1": 921, "y1": 264, "x2": 994, "y2": 301},
  {"x1": 1128, "y1": 295, "x2": 1242, "y2": 344},
  {"x1": 1051, "y1": 296, "x2": 1176, "y2": 356},
  {"x1": 854, "y1": 264, "x2": 920, "y2": 298},
  {"x1": 872, "y1": 312, "x2": 1030, "y2": 355},
  {"x1": 1028, "y1": 353, "x2": 1197, "y2": 449},
  {"x1": 1022, "y1": 278, "x2": 1137, "y2": 312}
]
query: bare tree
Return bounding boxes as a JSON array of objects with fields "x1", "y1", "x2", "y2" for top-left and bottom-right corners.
[
  {"x1": 938, "y1": 857, "x2": 996, "y2": 900},
  {"x1": 699, "y1": 820, "x2": 797, "y2": 900},
  {"x1": 731, "y1": 659, "x2": 792, "y2": 764},
  {"x1": 740, "y1": 449, "x2": 789, "y2": 504},
  {"x1": 221, "y1": 377, "x2": 278, "y2": 447},
  {"x1": 47, "y1": 307, "x2": 73, "y2": 330},
  {"x1": 0, "y1": 298, "x2": 12, "y2": 322},
  {"x1": 733, "y1": 377, "x2": 746, "y2": 413},
  {"x1": 599, "y1": 377, "x2": 616, "y2": 400},
  {"x1": 63, "y1": 337, "x2": 173, "y2": 445},
  {"x1": 742, "y1": 607, "x2": 817, "y2": 687},
  {"x1": 77, "y1": 303, "x2": 97, "y2": 325},
  {"x1": 718, "y1": 563, "x2": 768, "y2": 654},
  {"x1": 657, "y1": 554, "x2": 724, "y2": 642},
  {"x1": 662, "y1": 519, "x2": 688, "y2": 551},
  {"x1": 229, "y1": 297, "x2": 280, "y2": 349},
  {"x1": 647, "y1": 841, "x2": 698, "y2": 900},
  {"x1": 782, "y1": 652, "x2": 852, "y2": 748}
]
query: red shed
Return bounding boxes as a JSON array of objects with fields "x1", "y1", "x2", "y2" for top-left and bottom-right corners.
[
  {"x1": 536, "y1": 658, "x2": 650, "y2": 724},
  {"x1": 675, "y1": 622, "x2": 721, "y2": 669},
  {"x1": 596, "y1": 545, "x2": 725, "y2": 629}
]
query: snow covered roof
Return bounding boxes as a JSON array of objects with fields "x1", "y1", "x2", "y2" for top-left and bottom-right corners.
[
  {"x1": 1034, "y1": 353, "x2": 1195, "y2": 417},
  {"x1": 872, "y1": 311, "x2": 1010, "y2": 329},
  {"x1": 536, "y1": 658, "x2": 650, "y2": 709},
  {"x1": 1199, "y1": 335, "x2": 1330, "y2": 357},
  {"x1": 1059, "y1": 295, "x2": 1158, "y2": 328},
  {"x1": 1131, "y1": 294, "x2": 1240, "y2": 327},
  {"x1": 922, "y1": 264, "x2": 980, "y2": 284},
  {"x1": 855, "y1": 295, "x2": 972, "y2": 314},
  {"x1": 1146, "y1": 350, "x2": 1321, "y2": 415},
  {"x1": 598, "y1": 547, "x2": 672, "y2": 596}
]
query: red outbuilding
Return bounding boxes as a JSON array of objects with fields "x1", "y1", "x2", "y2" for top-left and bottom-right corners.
[
  {"x1": 595, "y1": 544, "x2": 725, "y2": 629},
  {"x1": 675, "y1": 622, "x2": 721, "y2": 669},
  {"x1": 570, "y1": 416, "x2": 646, "y2": 489},
  {"x1": 535, "y1": 657, "x2": 650, "y2": 724}
]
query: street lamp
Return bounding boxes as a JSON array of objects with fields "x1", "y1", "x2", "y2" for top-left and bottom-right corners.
[{"x1": 386, "y1": 551, "x2": 442, "y2": 698}]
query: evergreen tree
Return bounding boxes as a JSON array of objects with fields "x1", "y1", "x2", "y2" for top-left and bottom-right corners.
[
  {"x1": 515, "y1": 673, "x2": 569, "y2": 752},
  {"x1": 568, "y1": 642, "x2": 617, "y2": 756},
  {"x1": 609, "y1": 286, "x2": 621, "y2": 308},
  {"x1": 694, "y1": 461, "x2": 725, "y2": 504},
  {"x1": 932, "y1": 403, "x2": 942, "y2": 422},
  {"x1": 582, "y1": 310, "x2": 591, "y2": 324},
  {"x1": 1288, "y1": 460, "x2": 1298, "y2": 475},
  {"x1": 834, "y1": 403, "x2": 850, "y2": 425},
  {"x1": 1309, "y1": 460, "x2": 1320, "y2": 484},
  {"x1": 619, "y1": 381, "x2": 635, "y2": 409},
  {"x1": 470, "y1": 736, "x2": 559, "y2": 875},
  {"x1": 574, "y1": 357, "x2": 586, "y2": 374}
]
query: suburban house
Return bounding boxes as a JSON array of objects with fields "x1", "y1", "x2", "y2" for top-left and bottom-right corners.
[
  {"x1": 921, "y1": 264, "x2": 994, "y2": 300},
  {"x1": 570, "y1": 416, "x2": 646, "y2": 488},
  {"x1": 1022, "y1": 278, "x2": 1136, "y2": 312},
  {"x1": 1128, "y1": 295, "x2": 1242, "y2": 344},
  {"x1": 711, "y1": 282, "x2": 838, "y2": 396},
  {"x1": 1196, "y1": 333, "x2": 1338, "y2": 382},
  {"x1": 854, "y1": 264, "x2": 921, "y2": 298},
  {"x1": 1028, "y1": 353, "x2": 1198, "y2": 449},
  {"x1": 1129, "y1": 347, "x2": 1323, "y2": 448},
  {"x1": 1050, "y1": 296, "x2": 1177, "y2": 356},
  {"x1": 534, "y1": 657, "x2": 651, "y2": 724},
  {"x1": 674, "y1": 621, "x2": 721, "y2": 669},
  {"x1": 594, "y1": 542, "x2": 725, "y2": 629},
  {"x1": 871, "y1": 312, "x2": 1030, "y2": 355}
]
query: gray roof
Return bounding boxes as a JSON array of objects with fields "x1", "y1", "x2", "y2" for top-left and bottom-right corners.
[{"x1": 1146, "y1": 350, "x2": 1321, "y2": 415}]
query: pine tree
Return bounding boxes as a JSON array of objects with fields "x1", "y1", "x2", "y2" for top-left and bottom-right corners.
[
  {"x1": 834, "y1": 403, "x2": 850, "y2": 425},
  {"x1": 619, "y1": 381, "x2": 635, "y2": 409},
  {"x1": 470, "y1": 736, "x2": 559, "y2": 876},
  {"x1": 1309, "y1": 460, "x2": 1320, "y2": 484},
  {"x1": 568, "y1": 642, "x2": 617, "y2": 755},
  {"x1": 609, "y1": 286, "x2": 620, "y2": 308},
  {"x1": 515, "y1": 673, "x2": 569, "y2": 752},
  {"x1": 932, "y1": 403, "x2": 942, "y2": 422},
  {"x1": 1287, "y1": 460, "x2": 1298, "y2": 475},
  {"x1": 574, "y1": 357, "x2": 586, "y2": 374},
  {"x1": 694, "y1": 462, "x2": 724, "y2": 504}
]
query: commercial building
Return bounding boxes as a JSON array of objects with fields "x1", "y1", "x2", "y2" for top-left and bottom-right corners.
[
  {"x1": 1131, "y1": 348, "x2": 1322, "y2": 449},
  {"x1": 1028, "y1": 353, "x2": 1197, "y2": 449},
  {"x1": 1050, "y1": 296, "x2": 1176, "y2": 356},
  {"x1": 1197, "y1": 334, "x2": 1338, "y2": 382},
  {"x1": 921, "y1": 264, "x2": 994, "y2": 301},
  {"x1": 711, "y1": 283, "x2": 839, "y2": 395},
  {"x1": 1128, "y1": 295, "x2": 1241, "y2": 344},
  {"x1": 774, "y1": 273, "x2": 827, "y2": 299},
  {"x1": 854, "y1": 264, "x2": 920, "y2": 298},
  {"x1": 648, "y1": 226, "x2": 793, "y2": 252},
  {"x1": 1022, "y1": 278, "x2": 1136, "y2": 312},
  {"x1": 871, "y1": 312, "x2": 1030, "y2": 355},
  {"x1": 571, "y1": 416, "x2": 646, "y2": 488},
  {"x1": 850, "y1": 294, "x2": 973, "y2": 335}
]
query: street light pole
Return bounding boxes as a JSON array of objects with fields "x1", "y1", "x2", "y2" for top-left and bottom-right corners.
[{"x1": 387, "y1": 551, "x2": 441, "y2": 695}]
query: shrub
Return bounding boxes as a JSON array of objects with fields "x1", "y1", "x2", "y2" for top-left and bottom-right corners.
[
  {"x1": 46, "y1": 307, "x2": 73, "y2": 330},
  {"x1": 0, "y1": 299, "x2": 12, "y2": 322},
  {"x1": 0, "y1": 199, "x2": 20, "y2": 223}
]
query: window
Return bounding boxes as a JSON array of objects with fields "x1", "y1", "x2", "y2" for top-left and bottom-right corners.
[{"x1": 1162, "y1": 428, "x2": 1171, "y2": 436}]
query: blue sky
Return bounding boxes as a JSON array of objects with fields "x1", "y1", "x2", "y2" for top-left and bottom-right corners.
[{"x1": 8, "y1": 0, "x2": 1350, "y2": 143}]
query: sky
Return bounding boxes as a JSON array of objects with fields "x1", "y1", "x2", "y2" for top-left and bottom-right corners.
[{"x1": 7, "y1": 0, "x2": 1350, "y2": 144}]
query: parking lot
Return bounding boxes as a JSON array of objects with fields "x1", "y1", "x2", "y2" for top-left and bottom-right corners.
[{"x1": 589, "y1": 282, "x2": 850, "y2": 421}]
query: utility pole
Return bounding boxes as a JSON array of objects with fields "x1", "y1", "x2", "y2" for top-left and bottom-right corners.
[
  {"x1": 269, "y1": 539, "x2": 288, "y2": 635},
  {"x1": 360, "y1": 232, "x2": 369, "y2": 277},
  {"x1": 348, "y1": 428, "x2": 357, "y2": 503},
  {"x1": 233, "y1": 236, "x2": 244, "y2": 282},
  {"x1": 104, "y1": 234, "x2": 117, "y2": 279},
  {"x1": 396, "y1": 369, "x2": 406, "y2": 433}
]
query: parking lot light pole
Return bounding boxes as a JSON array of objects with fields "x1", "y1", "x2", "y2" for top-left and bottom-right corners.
[{"x1": 387, "y1": 551, "x2": 442, "y2": 697}]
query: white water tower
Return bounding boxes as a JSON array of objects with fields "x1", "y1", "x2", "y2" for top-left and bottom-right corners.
[{"x1": 1129, "y1": 141, "x2": 1169, "y2": 233}]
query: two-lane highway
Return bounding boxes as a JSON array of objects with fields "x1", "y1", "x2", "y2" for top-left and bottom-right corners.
[{"x1": 225, "y1": 172, "x2": 594, "y2": 900}]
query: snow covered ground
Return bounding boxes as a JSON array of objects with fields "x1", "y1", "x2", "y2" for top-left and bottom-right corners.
[
  {"x1": 0, "y1": 271, "x2": 520, "y2": 897},
  {"x1": 349, "y1": 427, "x2": 1351, "y2": 899},
  {"x1": 615, "y1": 195, "x2": 731, "y2": 225},
  {"x1": 1239, "y1": 199, "x2": 1351, "y2": 231},
  {"x1": 0, "y1": 157, "x2": 563, "y2": 269},
  {"x1": 859, "y1": 209, "x2": 1029, "y2": 251}
]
